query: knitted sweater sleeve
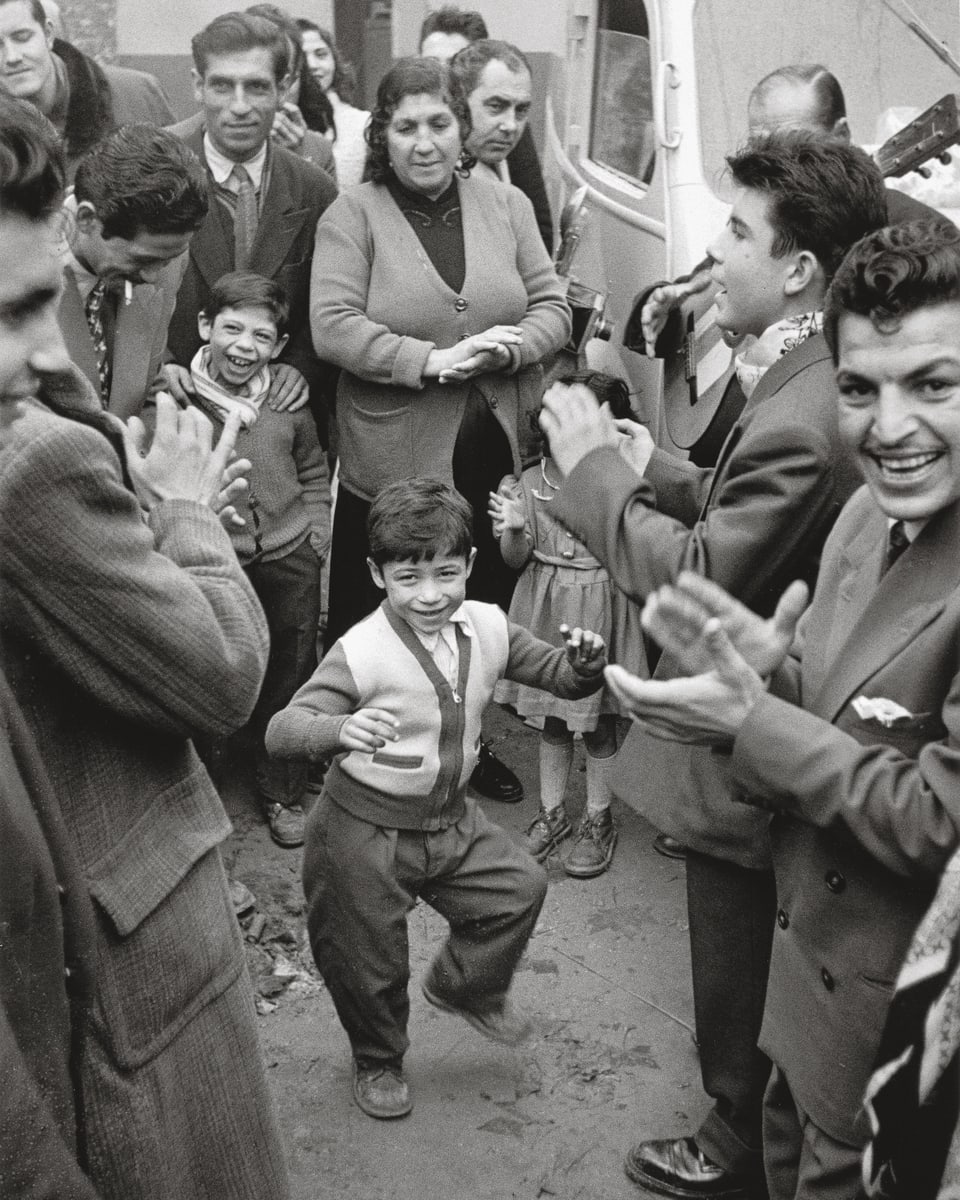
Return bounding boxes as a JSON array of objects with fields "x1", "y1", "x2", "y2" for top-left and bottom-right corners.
[
  {"x1": 504, "y1": 619, "x2": 604, "y2": 699},
  {"x1": 507, "y1": 188, "x2": 571, "y2": 368},
  {"x1": 309, "y1": 192, "x2": 434, "y2": 389},
  {"x1": 265, "y1": 642, "x2": 358, "y2": 760}
]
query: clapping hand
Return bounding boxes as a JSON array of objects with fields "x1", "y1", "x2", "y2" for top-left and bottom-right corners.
[
  {"x1": 602, "y1": 573, "x2": 808, "y2": 745},
  {"x1": 339, "y1": 708, "x2": 400, "y2": 753},
  {"x1": 488, "y1": 481, "x2": 525, "y2": 538},
  {"x1": 560, "y1": 624, "x2": 606, "y2": 677},
  {"x1": 436, "y1": 325, "x2": 523, "y2": 383},
  {"x1": 540, "y1": 381, "x2": 619, "y2": 477}
]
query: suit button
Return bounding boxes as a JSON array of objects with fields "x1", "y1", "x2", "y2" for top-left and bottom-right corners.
[
  {"x1": 825, "y1": 869, "x2": 846, "y2": 893},
  {"x1": 454, "y1": 297, "x2": 468, "y2": 312},
  {"x1": 821, "y1": 968, "x2": 835, "y2": 991},
  {"x1": 488, "y1": 397, "x2": 498, "y2": 408},
  {"x1": 776, "y1": 908, "x2": 789, "y2": 929}
]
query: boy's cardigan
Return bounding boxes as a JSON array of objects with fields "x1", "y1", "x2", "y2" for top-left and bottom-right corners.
[
  {"x1": 266, "y1": 599, "x2": 600, "y2": 829},
  {"x1": 309, "y1": 173, "x2": 571, "y2": 502}
]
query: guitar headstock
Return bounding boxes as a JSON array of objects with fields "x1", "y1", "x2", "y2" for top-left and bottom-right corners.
[{"x1": 874, "y1": 93, "x2": 960, "y2": 179}]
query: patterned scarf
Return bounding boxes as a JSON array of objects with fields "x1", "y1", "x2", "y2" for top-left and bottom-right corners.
[
  {"x1": 862, "y1": 847, "x2": 960, "y2": 1198},
  {"x1": 189, "y1": 345, "x2": 271, "y2": 428},
  {"x1": 734, "y1": 311, "x2": 824, "y2": 398}
]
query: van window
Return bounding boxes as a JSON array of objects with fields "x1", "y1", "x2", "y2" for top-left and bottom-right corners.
[{"x1": 589, "y1": 0, "x2": 656, "y2": 186}]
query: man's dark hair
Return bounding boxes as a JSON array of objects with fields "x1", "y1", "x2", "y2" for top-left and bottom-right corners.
[
  {"x1": 419, "y1": 6, "x2": 489, "y2": 46},
  {"x1": 366, "y1": 57, "x2": 472, "y2": 184},
  {"x1": 73, "y1": 126, "x2": 208, "y2": 241},
  {"x1": 750, "y1": 64, "x2": 846, "y2": 131},
  {"x1": 0, "y1": 94, "x2": 64, "y2": 219},
  {"x1": 448, "y1": 39, "x2": 531, "y2": 99},
  {"x1": 824, "y1": 219, "x2": 960, "y2": 361},
  {"x1": 0, "y1": 0, "x2": 48, "y2": 26},
  {"x1": 368, "y1": 478, "x2": 473, "y2": 565},
  {"x1": 726, "y1": 131, "x2": 887, "y2": 283},
  {"x1": 203, "y1": 270, "x2": 289, "y2": 335},
  {"x1": 192, "y1": 11, "x2": 289, "y2": 83},
  {"x1": 247, "y1": 6, "x2": 335, "y2": 133}
]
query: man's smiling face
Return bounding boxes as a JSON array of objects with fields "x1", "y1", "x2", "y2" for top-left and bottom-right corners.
[{"x1": 836, "y1": 303, "x2": 960, "y2": 525}]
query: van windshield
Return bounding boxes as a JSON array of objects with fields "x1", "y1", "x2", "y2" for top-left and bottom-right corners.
[{"x1": 694, "y1": 0, "x2": 960, "y2": 202}]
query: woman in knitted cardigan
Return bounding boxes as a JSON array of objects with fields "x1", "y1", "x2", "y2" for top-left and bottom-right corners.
[{"x1": 310, "y1": 56, "x2": 570, "y2": 644}]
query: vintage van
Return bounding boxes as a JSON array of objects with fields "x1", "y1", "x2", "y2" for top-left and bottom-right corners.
[{"x1": 531, "y1": 0, "x2": 960, "y2": 451}]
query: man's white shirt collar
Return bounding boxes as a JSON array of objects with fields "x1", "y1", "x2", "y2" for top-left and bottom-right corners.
[{"x1": 203, "y1": 134, "x2": 267, "y2": 191}]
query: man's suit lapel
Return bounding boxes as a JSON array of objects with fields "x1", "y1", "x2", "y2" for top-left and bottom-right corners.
[
  {"x1": 184, "y1": 128, "x2": 234, "y2": 292},
  {"x1": 811, "y1": 500, "x2": 960, "y2": 722},
  {"x1": 111, "y1": 285, "x2": 164, "y2": 414},
  {"x1": 700, "y1": 334, "x2": 832, "y2": 517},
  {"x1": 58, "y1": 269, "x2": 101, "y2": 395},
  {"x1": 249, "y1": 151, "x2": 310, "y2": 280}
]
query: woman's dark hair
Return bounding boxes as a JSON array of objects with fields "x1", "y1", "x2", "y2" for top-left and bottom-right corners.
[
  {"x1": 365, "y1": 56, "x2": 473, "y2": 185},
  {"x1": 246, "y1": 5, "x2": 335, "y2": 135},
  {"x1": 296, "y1": 19, "x2": 358, "y2": 105}
]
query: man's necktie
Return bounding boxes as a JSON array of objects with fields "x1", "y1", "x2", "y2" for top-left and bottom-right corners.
[
  {"x1": 230, "y1": 164, "x2": 258, "y2": 270},
  {"x1": 84, "y1": 279, "x2": 110, "y2": 407},
  {"x1": 885, "y1": 520, "x2": 910, "y2": 573}
]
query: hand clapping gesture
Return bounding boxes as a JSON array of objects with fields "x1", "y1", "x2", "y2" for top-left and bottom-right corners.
[{"x1": 560, "y1": 623, "x2": 607, "y2": 678}]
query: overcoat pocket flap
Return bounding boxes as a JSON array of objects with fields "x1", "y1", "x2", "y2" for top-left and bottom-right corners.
[{"x1": 87, "y1": 765, "x2": 231, "y2": 937}]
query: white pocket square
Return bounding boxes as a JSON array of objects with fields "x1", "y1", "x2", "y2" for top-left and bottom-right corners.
[{"x1": 852, "y1": 695, "x2": 914, "y2": 727}]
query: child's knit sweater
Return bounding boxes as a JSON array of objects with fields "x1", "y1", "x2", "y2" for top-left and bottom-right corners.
[{"x1": 266, "y1": 599, "x2": 601, "y2": 830}]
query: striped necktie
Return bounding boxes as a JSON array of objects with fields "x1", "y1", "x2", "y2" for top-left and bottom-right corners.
[
  {"x1": 230, "y1": 163, "x2": 258, "y2": 270},
  {"x1": 884, "y1": 520, "x2": 910, "y2": 574},
  {"x1": 84, "y1": 279, "x2": 110, "y2": 407}
]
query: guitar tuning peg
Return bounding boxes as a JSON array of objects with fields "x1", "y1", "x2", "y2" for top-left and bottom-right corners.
[
  {"x1": 915, "y1": 165, "x2": 933, "y2": 179},
  {"x1": 939, "y1": 151, "x2": 953, "y2": 165}
]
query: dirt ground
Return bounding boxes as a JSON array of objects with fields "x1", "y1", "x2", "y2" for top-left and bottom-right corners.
[{"x1": 220, "y1": 705, "x2": 704, "y2": 1200}]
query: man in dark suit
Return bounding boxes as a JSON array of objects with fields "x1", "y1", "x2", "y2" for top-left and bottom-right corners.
[
  {"x1": 605, "y1": 218, "x2": 960, "y2": 1200},
  {"x1": 540, "y1": 133, "x2": 888, "y2": 1199},
  {"x1": 59, "y1": 125, "x2": 208, "y2": 420},
  {"x1": 164, "y1": 11, "x2": 338, "y2": 441}
]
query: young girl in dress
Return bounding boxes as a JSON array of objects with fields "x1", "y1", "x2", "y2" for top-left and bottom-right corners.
[{"x1": 489, "y1": 371, "x2": 646, "y2": 877}]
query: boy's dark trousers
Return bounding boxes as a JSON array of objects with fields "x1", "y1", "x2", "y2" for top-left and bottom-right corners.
[
  {"x1": 244, "y1": 537, "x2": 324, "y2": 806},
  {"x1": 303, "y1": 793, "x2": 547, "y2": 1064}
]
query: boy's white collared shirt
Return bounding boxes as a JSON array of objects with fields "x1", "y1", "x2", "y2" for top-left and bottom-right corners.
[{"x1": 412, "y1": 606, "x2": 472, "y2": 693}]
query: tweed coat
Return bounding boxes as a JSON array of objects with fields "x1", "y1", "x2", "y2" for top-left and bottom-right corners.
[
  {"x1": 58, "y1": 254, "x2": 188, "y2": 421},
  {"x1": 0, "y1": 670, "x2": 99, "y2": 1200},
  {"x1": 0, "y1": 403, "x2": 289, "y2": 1200},
  {"x1": 728, "y1": 487, "x2": 960, "y2": 1145},
  {"x1": 552, "y1": 334, "x2": 862, "y2": 867},
  {"x1": 165, "y1": 122, "x2": 338, "y2": 400}
]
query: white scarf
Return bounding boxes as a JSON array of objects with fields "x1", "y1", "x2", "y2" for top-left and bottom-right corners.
[{"x1": 189, "y1": 345, "x2": 271, "y2": 428}]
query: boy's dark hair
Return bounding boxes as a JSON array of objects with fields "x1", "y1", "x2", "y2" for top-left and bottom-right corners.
[
  {"x1": 366, "y1": 57, "x2": 473, "y2": 183},
  {"x1": 749, "y1": 64, "x2": 847, "y2": 131},
  {"x1": 824, "y1": 219, "x2": 960, "y2": 362},
  {"x1": 448, "y1": 39, "x2": 531, "y2": 99},
  {"x1": 73, "y1": 125, "x2": 208, "y2": 241},
  {"x1": 203, "y1": 271, "x2": 289, "y2": 336},
  {"x1": 726, "y1": 131, "x2": 887, "y2": 283},
  {"x1": 0, "y1": 94, "x2": 64, "y2": 219},
  {"x1": 368, "y1": 478, "x2": 473, "y2": 565},
  {"x1": 419, "y1": 6, "x2": 489, "y2": 46},
  {"x1": 192, "y1": 11, "x2": 289, "y2": 83}
]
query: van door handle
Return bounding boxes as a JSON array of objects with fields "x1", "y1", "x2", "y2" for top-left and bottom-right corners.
[{"x1": 655, "y1": 60, "x2": 682, "y2": 150}]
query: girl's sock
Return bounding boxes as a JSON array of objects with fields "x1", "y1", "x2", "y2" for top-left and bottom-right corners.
[
  {"x1": 585, "y1": 751, "x2": 615, "y2": 818},
  {"x1": 539, "y1": 736, "x2": 574, "y2": 812}
]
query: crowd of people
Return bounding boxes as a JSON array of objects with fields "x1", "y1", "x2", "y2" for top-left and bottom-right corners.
[{"x1": 0, "y1": 2, "x2": 959, "y2": 1199}]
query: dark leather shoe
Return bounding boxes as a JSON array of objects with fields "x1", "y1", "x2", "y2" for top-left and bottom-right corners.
[
  {"x1": 470, "y1": 741, "x2": 523, "y2": 802},
  {"x1": 352, "y1": 1060, "x2": 412, "y2": 1119},
  {"x1": 654, "y1": 833, "x2": 688, "y2": 860},
  {"x1": 624, "y1": 1136, "x2": 756, "y2": 1198}
]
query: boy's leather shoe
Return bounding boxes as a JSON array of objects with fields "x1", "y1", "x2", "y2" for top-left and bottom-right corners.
[
  {"x1": 524, "y1": 806, "x2": 572, "y2": 861},
  {"x1": 352, "y1": 1061, "x2": 412, "y2": 1119},
  {"x1": 264, "y1": 801, "x2": 305, "y2": 848},
  {"x1": 624, "y1": 1136, "x2": 756, "y2": 1198},
  {"x1": 422, "y1": 979, "x2": 532, "y2": 1045},
  {"x1": 654, "y1": 833, "x2": 688, "y2": 860},
  {"x1": 469, "y1": 741, "x2": 523, "y2": 802},
  {"x1": 564, "y1": 809, "x2": 617, "y2": 878}
]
